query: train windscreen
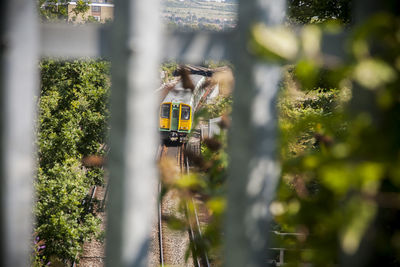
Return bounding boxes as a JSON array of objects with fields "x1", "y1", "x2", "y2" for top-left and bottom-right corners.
[
  {"x1": 181, "y1": 105, "x2": 190, "y2": 120},
  {"x1": 161, "y1": 104, "x2": 170, "y2": 118}
]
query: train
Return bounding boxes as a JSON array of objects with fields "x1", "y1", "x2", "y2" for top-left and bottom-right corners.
[{"x1": 159, "y1": 73, "x2": 209, "y2": 143}]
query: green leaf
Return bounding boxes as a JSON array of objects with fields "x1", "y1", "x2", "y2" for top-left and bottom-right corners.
[
  {"x1": 353, "y1": 58, "x2": 397, "y2": 89},
  {"x1": 251, "y1": 24, "x2": 299, "y2": 62}
]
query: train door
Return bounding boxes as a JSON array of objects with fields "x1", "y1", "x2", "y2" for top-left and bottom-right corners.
[{"x1": 170, "y1": 104, "x2": 179, "y2": 131}]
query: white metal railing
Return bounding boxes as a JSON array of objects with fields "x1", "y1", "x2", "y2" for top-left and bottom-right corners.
[
  {"x1": 6, "y1": 0, "x2": 385, "y2": 266},
  {"x1": 0, "y1": 1, "x2": 39, "y2": 266}
]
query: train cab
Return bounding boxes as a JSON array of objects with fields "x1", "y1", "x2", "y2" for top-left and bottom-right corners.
[
  {"x1": 159, "y1": 73, "x2": 207, "y2": 143},
  {"x1": 159, "y1": 102, "x2": 192, "y2": 143}
]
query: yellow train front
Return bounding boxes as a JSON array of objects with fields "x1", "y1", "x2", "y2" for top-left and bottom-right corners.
[
  {"x1": 159, "y1": 102, "x2": 192, "y2": 143},
  {"x1": 159, "y1": 74, "x2": 207, "y2": 143}
]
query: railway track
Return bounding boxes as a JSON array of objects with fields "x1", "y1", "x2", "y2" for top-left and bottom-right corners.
[
  {"x1": 157, "y1": 144, "x2": 166, "y2": 267},
  {"x1": 180, "y1": 143, "x2": 210, "y2": 267},
  {"x1": 75, "y1": 180, "x2": 108, "y2": 267},
  {"x1": 155, "y1": 143, "x2": 210, "y2": 267}
]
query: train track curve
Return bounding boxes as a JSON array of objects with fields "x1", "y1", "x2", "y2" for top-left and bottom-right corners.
[{"x1": 151, "y1": 142, "x2": 210, "y2": 267}]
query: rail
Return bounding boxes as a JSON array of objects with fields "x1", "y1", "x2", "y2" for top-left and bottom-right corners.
[
  {"x1": 156, "y1": 143, "x2": 210, "y2": 267},
  {"x1": 157, "y1": 144, "x2": 166, "y2": 267},
  {"x1": 71, "y1": 185, "x2": 98, "y2": 267},
  {"x1": 180, "y1": 144, "x2": 210, "y2": 267}
]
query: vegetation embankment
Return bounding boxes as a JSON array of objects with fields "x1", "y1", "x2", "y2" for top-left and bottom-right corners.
[{"x1": 34, "y1": 60, "x2": 110, "y2": 265}]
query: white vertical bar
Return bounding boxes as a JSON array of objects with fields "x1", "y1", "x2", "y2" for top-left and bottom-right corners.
[
  {"x1": 279, "y1": 249, "x2": 284, "y2": 265},
  {"x1": 0, "y1": 0, "x2": 39, "y2": 266},
  {"x1": 106, "y1": 0, "x2": 162, "y2": 266},
  {"x1": 225, "y1": 1, "x2": 285, "y2": 266}
]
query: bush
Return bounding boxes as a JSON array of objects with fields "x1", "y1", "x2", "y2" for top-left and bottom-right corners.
[
  {"x1": 35, "y1": 60, "x2": 110, "y2": 263},
  {"x1": 268, "y1": 13, "x2": 400, "y2": 265}
]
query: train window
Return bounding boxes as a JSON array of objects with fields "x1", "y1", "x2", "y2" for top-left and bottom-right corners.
[
  {"x1": 160, "y1": 104, "x2": 170, "y2": 118},
  {"x1": 181, "y1": 106, "x2": 190, "y2": 120}
]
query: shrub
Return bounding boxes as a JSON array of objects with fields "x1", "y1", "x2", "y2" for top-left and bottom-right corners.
[{"x1": 35, "y1": 59, "x2": 110, "y2": 263}]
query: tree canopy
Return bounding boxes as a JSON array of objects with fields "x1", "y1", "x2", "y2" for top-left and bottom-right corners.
[
  {"x1": 288, "y1": 0, "x2": 352, "y2": 24},
  {"x1": 34, "y1": 60, "x2": 110, "y2": 264}
]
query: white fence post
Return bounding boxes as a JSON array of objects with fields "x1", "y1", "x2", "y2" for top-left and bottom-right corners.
[
  {"x1": 106, "y1": 0, "x2": 162, "y2": 266},
  {"x1": 225, "y1": 1, "x2": 286, "y2": 266},
  {"x1": 0, "y1": 0, "x2": 39, "y2": 266}
]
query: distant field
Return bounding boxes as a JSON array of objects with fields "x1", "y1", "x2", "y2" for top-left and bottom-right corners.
[{"x1": 162, "y1": 0, "x2": 237, "y2": 20}]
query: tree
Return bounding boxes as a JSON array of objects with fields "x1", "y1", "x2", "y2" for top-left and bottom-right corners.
[
  {"x1": 38, "y1": 0, "x2": 90, "y2": 22},
  {"x1": 38, "y1": 0, "x2": 69, "y2": 22},
  {"x1": 71, "y1": 0, "x2": 90, "y2": 20},
  {"x1": 287, "y1": 0, "x2": 352, "y2": 24},
  {"x1": 35, "y1": 60, "x2": 110, "y2": 263}
]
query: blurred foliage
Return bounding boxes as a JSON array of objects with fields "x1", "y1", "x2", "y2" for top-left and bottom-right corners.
[
  {"x1": 35, "y1": 60, "x2": 110, "y2": 264},
  {"x1": 252, "y1": 9, "x2": 400, "y2": 266},
  {"x1": 287, "y1": 0, "x2": 352, "y2": 24},
  {"x1": 202, "y1": 96, "x2": 232, "y2": 118}
]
